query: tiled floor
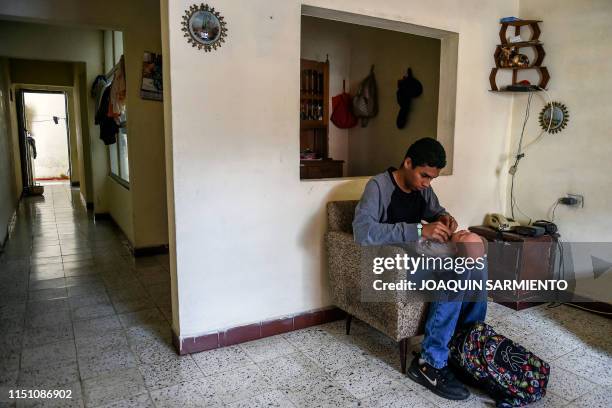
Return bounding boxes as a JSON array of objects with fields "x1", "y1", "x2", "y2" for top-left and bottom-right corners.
[{"x1": 1, "y1": 184, "x2": 611, "y2": 407}]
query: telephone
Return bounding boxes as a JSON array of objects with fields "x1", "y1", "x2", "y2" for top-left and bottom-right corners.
[
  {"x1": 484, "y1": 213, "x2": 521, "y2": 231},
  {"x1": 532, "y1": 220, "x2": 558, "y2": 235}
]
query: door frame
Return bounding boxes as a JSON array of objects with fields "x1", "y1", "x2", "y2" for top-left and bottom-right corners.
[{"x1": 16, "y1": 88, "x2": 71, "y2": 187}]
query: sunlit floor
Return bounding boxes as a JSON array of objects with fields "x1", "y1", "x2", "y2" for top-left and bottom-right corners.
[{"x1": 0, "y1": 184, "x2": 610, "y2": 407}]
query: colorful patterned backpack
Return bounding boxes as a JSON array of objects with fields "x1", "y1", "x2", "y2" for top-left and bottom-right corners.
[{"x1": 449, "y1": 322, "x2": 550, "y2": 407}]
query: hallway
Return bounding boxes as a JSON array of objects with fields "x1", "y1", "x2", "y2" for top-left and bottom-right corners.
[
  {"x1": 1, "y1": 186, "x2": 611, "y2": 407},
  {"x1": 0, "y1": 184, "x2": 173, "y2": 406}
]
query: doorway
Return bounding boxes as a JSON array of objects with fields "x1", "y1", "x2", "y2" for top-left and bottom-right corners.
[{"x1": 17, "y1": 90, "x2": 71, "y2": 186}]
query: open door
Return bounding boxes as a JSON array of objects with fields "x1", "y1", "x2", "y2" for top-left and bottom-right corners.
[
  {"x1": 14, "y1": 89, "x2": 33, "y2": 191},
  {"x1": 16, "y1": 89, "x2": 71, "y2": 194}
]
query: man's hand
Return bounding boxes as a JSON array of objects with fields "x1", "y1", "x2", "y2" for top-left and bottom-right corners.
[
  {"x1": 437, "y1": 214, "x2": 458, "y2": 233},
  {"x1": 421, "y1": 221, "x2": 452, "y2": 242}
]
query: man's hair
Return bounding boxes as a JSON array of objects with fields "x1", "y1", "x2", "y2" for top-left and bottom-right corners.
[{"x1": 403, "y1": 137, "x2": 446, "y2": 169}]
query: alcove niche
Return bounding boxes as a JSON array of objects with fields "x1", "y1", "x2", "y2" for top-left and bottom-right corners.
[{"x1": 300, "y1": 5, "x2": 458, "y2": 179}]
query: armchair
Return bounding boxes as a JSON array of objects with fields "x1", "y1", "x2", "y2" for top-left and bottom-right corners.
[{"x1": 325, "y1": 200, "x2": 429, "y2": 373}]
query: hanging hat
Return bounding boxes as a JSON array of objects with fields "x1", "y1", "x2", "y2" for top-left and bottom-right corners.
[{"x1": 396, "y1": 68, "x2": 423, "y2": 129}]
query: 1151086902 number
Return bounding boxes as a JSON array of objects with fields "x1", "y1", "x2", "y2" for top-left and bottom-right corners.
[{"x1": 8, "y1": 389, "x2": 73, "y2": 399}]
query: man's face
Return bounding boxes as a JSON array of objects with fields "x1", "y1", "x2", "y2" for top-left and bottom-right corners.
[{"x1": 401, "y1": 158, "x2": 440, "y2": 191}]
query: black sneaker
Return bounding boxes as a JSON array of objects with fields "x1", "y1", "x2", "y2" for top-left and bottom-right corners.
[{"x1": 406, "y1": 353, "x2": 470, "y2": 400}]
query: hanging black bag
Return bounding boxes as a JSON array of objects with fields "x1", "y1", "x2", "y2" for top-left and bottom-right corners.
[{"x1": 396, "y1": 68, "x2": 423, "y2": 129}]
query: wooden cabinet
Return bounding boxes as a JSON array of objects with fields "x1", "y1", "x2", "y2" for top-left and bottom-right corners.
[
  {"x1": 299, "y1": 58, "x2": 343, "y2": 179},
  {"x1": 300, "y1": 58, "x2": 329, "y2": 128},
  {"x1": 469, "y1": 226, "x2": 558, "y2": 310},
  {"x1": 300, "y1": 160, "x2": 343, "y2": 180}
]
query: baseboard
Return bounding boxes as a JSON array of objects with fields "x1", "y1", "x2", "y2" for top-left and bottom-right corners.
[
  {"x1": 94, "y1": 213, "x2": 167, "y2": 258},
  {"x1": 497, "y1": 300, "x2": 545, "y2": 311},
  {"x1": 34, "y1": 177, "x2": 69, "y2": 181},
  {"x1": 173, "y1": 307, "x2": 346, "y2": 355},
  {"x1": 567, "y1": 294, "x2": 612, "y2": 317},
  {"x1": 93, "y1": 212, "x2": 112, "y2": 221},
  {"x1": 132, "y1": 245, "x2": 169, "y2": 257}
]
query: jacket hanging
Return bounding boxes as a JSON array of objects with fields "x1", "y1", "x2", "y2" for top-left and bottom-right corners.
[
  {"x1": 109, "y1": 55, "x2": 127, "y2": 119},
  {"x1": 396, "y1": 68, "x2": 423, "y2": 129},
  {"x1": 331, "y1": 80, "x2": 358, "y2": 129},
  {"x1": 95, "y1": 85, "x2": 119, "y2": 145}
]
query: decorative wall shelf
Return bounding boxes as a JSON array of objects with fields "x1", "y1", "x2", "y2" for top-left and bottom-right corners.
[{"x1": 490, "y1": 19, "x2": 550, "y2": 92}]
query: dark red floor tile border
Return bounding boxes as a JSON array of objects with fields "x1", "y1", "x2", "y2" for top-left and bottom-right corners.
[
  {"x1": 173, "y1": 306, "x2": 346, "y2": 355},
  {"x1": 294, "y1": 309, "x2": 326, "y2": 330},
  {"x1": 221, "y1": 323, "x2": 261, "y2": 347},
  {"x1": 261, "y1": 317, "x2": 293, "y2": 337}
]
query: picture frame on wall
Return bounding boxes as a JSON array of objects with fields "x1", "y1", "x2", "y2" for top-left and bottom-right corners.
[{"x1": 140, "y1": 52, "x2": 163, "y2": 101}]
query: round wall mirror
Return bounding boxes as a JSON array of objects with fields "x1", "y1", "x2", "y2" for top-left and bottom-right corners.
[
  {"x1": 182, "y1": 4, "x2": 227, "y2": 52},
  {"x1": 539, "y1": 102, "x2": 569, "y2": 134}
]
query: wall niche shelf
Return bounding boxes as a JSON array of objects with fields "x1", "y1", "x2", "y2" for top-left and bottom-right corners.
[
  {"x1": 489, "y1": 19, "x2": 550, "y2": 92},
  {"x1": 299, "y1": 58, "x2": 343, "y2": 179}
]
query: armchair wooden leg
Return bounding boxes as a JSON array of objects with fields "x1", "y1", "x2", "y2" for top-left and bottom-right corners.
[
  {"x1": 399, "y1": 338, "x2": 408, "y2": 374},
  {"x1": 345, "y1": 314, "x2": 353, "y2": 335}
]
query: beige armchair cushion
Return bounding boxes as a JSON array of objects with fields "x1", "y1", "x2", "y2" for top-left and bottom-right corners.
[{"x1": 325, "y1": 200, "x2": 428, "y2": 342}]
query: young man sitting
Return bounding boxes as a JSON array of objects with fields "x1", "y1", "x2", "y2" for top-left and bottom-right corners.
[{"x1": 352, "y1": 137, "x2": 487, "y2": 400}]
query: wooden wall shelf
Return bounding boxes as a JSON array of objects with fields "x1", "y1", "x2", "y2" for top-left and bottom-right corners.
[
  {"x1": 490, "y1": 20, "x2": 550, "y2": 92},
  {"x1": 499, "y1": 20, "x2": 542, "y2": 44},
  {"x1": 489, "y1": 66, "x2": 550, "y2": 91},
  {"x1": 494, "y1": 43, "x2": 545, "y2": 68}
]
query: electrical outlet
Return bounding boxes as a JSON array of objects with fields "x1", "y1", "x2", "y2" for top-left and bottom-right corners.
[{"x1": 567, "y1": 193, "x2": 584, "y2": 208}]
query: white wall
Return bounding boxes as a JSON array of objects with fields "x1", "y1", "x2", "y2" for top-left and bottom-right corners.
[
  {"x1": 508, "y1": 0, "x2": 612, "y2": 301},
  {"x1": 508, "y1": 0, "x2": 612, "y2": 242},
  {"x1": 0, "y1": 58, "x2": 18, "y2": 244},
  {"x1": 163, "y1": 0, "x2": 517, "y2": 338}
]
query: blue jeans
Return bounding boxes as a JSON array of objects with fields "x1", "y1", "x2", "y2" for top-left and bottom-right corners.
[{"x1": 420, "y1": 265, "x2": 488, "y2": 369}]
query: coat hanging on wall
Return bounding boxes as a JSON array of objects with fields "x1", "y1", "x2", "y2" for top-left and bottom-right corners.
[
  {"x1": 331, "y1": 80, "x2": 358, "y2": 129},
  {"x1": 396, "y1": 68, "x2": 423, "y2": 129}
]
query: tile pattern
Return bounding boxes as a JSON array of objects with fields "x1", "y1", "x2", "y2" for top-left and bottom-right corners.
[{"x1": 1, "y1": 184, "x2": 611, "y2": 407}]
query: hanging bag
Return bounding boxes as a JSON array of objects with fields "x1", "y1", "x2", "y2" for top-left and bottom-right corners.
[
  {"x1": 352, "y1": 65, "x2": 378, "y2": 127},
  {"x1": 396, "y1": 67, "x2": 423, "y2": 129},
  {"x1": 331, "y1": 80, "x2": 358, "y2": 129}
]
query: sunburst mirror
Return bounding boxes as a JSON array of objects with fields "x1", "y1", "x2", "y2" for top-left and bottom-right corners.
[
  {"x1": 182, "y1": 4, "x2": 227, "y2": 52},
  {"x1": 539, "y1": 102, "x2": 569, "y2": 134}
]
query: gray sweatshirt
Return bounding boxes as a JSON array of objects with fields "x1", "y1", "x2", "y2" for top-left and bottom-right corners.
[{"x1": 353, "y1": 169, "x2": 447, "y2": 245}]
